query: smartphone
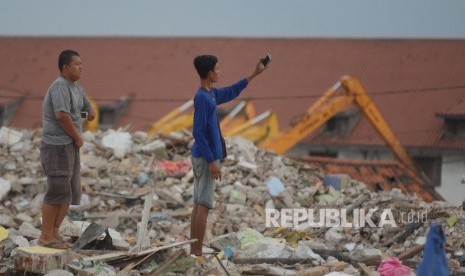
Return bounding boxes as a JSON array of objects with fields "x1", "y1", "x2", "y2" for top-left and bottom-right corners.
[
  {"x1": 262, "y1": 54, "x2": 272, "y2": 67},
  {"x1": 80, "y1": 111, "x2": 88, "y2": 119}
]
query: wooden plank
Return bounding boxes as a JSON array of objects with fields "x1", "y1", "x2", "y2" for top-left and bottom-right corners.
[
  {"x1": 121, "y1": 240, "x2": 195, "y2": 272},
  {"x1": 82, "y1": 239, "x2": 196, "y2": 263},
  {"x1": 82, "y1": 251, "x2": 129, "y2": 263},
  {"x1": 233, "y1": 257, "x2": 314, "y2": 265},
  {"x1": 397, "y1": 244, "x2": 424, "y2": 260},
  {"x1": 133, "y1": 191, "x2": 154, "y2": 252},
  {"x1": 357, "y1": 263, "x2": 375, "y2": 276},
  {"x1": 135, "y1": 239, "x2": 196, "y2": 257},
  {"x1": 148, "y1": 249, "x2": 184, "y2": 275},
  {"x1": 253, "y1": 204, "x2": 265, "y2": 217}
]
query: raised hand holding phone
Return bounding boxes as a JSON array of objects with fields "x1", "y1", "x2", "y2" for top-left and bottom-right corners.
[
  {"x1": 262, "y1": 54, "x2": 272, "y2": 67},
  {"x1": 247, "y1": 55, "x2": 270, "y2": 82}
]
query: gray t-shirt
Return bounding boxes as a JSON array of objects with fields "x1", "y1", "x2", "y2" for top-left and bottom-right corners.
[{"x1": 42, "y1": 76, "x2": 91, "y2": 145}]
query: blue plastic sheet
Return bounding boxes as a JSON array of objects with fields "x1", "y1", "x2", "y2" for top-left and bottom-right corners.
[{"x1": 417, "y1": 224, "x2": 449, "y2": 276}]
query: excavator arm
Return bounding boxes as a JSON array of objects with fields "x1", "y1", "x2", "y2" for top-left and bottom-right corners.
[
  {"x1": 260, "y1": 76, "x2": 422, "y2": 178},
  {"x1": 259, "y1": 80, "x2": 353, "y2": 154},
  {"x1": 340, "y1": 76, "x2": 422, "y2": 178},
  {"x1": 224, "y1": 111, "x2": 280, "y2": 144}
]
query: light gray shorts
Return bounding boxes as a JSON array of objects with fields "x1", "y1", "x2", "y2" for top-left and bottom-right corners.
[
  {"x1": 192, "y1": 157, "x2": 218, "y2": 209},
  {"x1": 40, "y1": 142, "x2": 81, "y2": 205}
]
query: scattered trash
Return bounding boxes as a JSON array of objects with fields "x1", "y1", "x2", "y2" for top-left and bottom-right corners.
[
  {"x1": 0, "y1": 129, "x2": 464, "y2": 275},
  {"x1": 267, "y1": 176, "x2": 285, "y2": 196},
  {"x1": 376, "y1": 257, "x2": 411, "y2": 276},
  {"x1": 101, "y1": 130, "x2": 133, "y2": 158}
]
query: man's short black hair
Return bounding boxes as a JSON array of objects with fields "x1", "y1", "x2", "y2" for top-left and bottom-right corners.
[
  {"x1": 58, "y1": 50, "x2": 80, "y2": 72},
  {"x1": 193, "y1": 55, "x2": 218, "y2": 79}
]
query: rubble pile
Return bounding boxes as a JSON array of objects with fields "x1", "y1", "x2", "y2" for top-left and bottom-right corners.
[{"x1": 0, "y1": 126, "x2": 465, "y2": 275}]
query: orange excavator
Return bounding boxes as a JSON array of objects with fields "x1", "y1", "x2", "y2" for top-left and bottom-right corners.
[
  {"x1": 223, "y1": 111, "x2": 280, "y2": 144},
  {"x1": 259, "y1": 76, "x2": 426, "y2": 182},
  {"x1": 148, "y1": 99, "x2": 194, "y2": 136},
  {"x1": 147, "y1": 100, "x2": 257, "y2": 137}
]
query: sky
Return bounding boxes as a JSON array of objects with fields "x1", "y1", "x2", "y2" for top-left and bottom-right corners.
[{"x1": 1, "y1": 0, "x2": 465, "y2": 39}]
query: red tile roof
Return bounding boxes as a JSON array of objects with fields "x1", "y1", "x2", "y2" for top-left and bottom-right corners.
[
  {"x1": 1, "y1": 37, "x2": 465, "y2": 150},
  {"x1": 436, "y1": 100, "x2": 465, "y2": 119},
  {"x1": 298, "y1": 156, "x2": 442, "y2": 202}
]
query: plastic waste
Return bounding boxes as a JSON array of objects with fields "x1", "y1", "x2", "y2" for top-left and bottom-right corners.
[
  {"x1": 376, "y1": 257, "x2": 411, "y2": 276},
  {"x1": 222, "y1": 247, "x2": 234, "y2": 260},
  {"x1": 417, "y1": 224, "x2": 449, "y2": 276},
  {"x1": 238, "y1": 228, "x2": 292, "y2": 258},
  {"x1": 102, "y1": 131, "x2": 133, "y2": 158},
  {"x1": 267, "y1": 176, "x2": 285, "y2": 196}
]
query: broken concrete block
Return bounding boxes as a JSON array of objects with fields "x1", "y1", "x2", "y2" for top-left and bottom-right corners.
[
  {"x1": 229, "y1": 190, "x2": 247, "y2": 205},
  {"x1": 0, "y1": 127, "x2": 22, "y2": 147},
  {"x1": 296, "y1": 266, "x2": 330, "y2": 276},
  {"x1": 10, "y1": 235, "x2": 29, "y2": 247},
  {"x1": 351, "y1": 248, "x2": 382, "y2": 264},
  {"x1": 15, "y1": 213, "x2": 33, "y2": 223},
  {"x1": 269, "y1": 266, "x2": 297, "y2": 275},
  {"x1": 14, "y1": 246, "x2": 68, "y2": 274},
  {"x1": 325, "y1": 228, "x2": 345, "y2": 243},
  {"x1": 0, "y1": 177, "x2": 11, "y2": 201},
  {"x1": 44, "y1": 269, "x2": 74, "y2": 276},
  {"x1": 140, "y1": 139, "x2": 166, "y2": 156},
  {"x1": 18, "y1": 222, "x2": 41, "y2": 239},
  {"x1": 81, "y1": 155, "x2": 108, "y2": 169},
  {"x1": 227, "y1": 136, "x2": 257, "y2": 163},
  {"x1": 237, "y1": 161, "x2": 257, "y2": 173}
]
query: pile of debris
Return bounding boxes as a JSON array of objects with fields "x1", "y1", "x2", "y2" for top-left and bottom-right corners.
[{"x1": 0, "y1": 126, "x2": 465, "y2": 275}]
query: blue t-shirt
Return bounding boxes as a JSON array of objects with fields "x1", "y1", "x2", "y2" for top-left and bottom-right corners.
[{"x1": 191, "y1": 78, "x2": 248, "y2": 163}]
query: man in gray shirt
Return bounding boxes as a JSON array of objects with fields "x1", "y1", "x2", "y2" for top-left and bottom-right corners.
[{"x1": 39, "y1": 50, "x2": 96, "y2": 249}]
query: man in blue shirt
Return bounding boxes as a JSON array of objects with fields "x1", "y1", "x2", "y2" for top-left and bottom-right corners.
[{"x1": 190, "y1": 55, "x2": 268, "y2": 259}]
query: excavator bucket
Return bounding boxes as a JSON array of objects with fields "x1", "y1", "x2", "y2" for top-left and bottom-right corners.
[
  {"x1": 220, "y1": 100, "x2": 256, "y2": 132},
  {"x1": 225, "y1": 111, "x2": 280, "y2": 144},
  {"x1": 148, "y1": 100, "x2": 194, "y2": 137}
]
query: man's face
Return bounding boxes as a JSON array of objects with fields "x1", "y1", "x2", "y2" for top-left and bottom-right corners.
[
  {"x1": 208, "y1": 63, "x2": 220, "y2": 83},
  {"x1": 64, "y1": 55, "x2": 82, "y2": 82}
]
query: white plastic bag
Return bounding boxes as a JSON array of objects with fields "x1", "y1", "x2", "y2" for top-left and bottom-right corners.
[{"x1": 102, "y1": 131, "x2": 133, "y2": 158}]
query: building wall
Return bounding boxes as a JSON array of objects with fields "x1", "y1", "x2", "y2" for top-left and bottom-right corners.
[
  {"x1": 437, "y1": 153, "x2": 465, "y2": 206},
  {"x1": 338, "y1": 149, "x2": 393, "y2": 162}
]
